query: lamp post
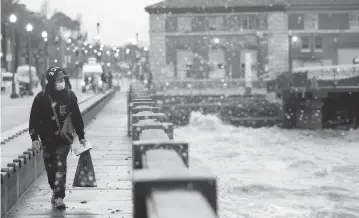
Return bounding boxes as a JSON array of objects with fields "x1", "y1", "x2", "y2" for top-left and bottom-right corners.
[
  {"x1": 41, "y1": 31, "x2": 48, "y2": 91},
  {"x1": 9, "y1": 14, "x2": 19, "y2": 98},
  {"x1": 26, "y1": 23, "x2": 34, "y2": 96}
]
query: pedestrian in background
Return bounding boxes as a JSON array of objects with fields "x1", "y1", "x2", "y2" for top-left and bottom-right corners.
[{"x1": 29, "y1": 66, "x2": 87, "y2": 209}]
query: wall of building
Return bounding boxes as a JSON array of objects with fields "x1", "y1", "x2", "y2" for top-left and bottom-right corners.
[
  {"x1": 288, "y1": 11, "x2": 359, "y2": 67},
  {"x1": 290, "y1": 33, "x2": 359, "y2": 66},
  {"x1": 149, "y1": 14, "x2": 174, "y2": 79},
  {"x1": 165, "y1": 34, "x2": 266, "y2": 79},
  {"x1": 267, "y1": 12, "x2": 289, "y2": 73},
  {"x1": 148, "y1": 9, "x2": 359, "y2": 78}
]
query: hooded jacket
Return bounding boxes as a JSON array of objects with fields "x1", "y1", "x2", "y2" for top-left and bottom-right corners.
[{"x1": 29, "y1": 67, "x2": 85, "y2": 146}]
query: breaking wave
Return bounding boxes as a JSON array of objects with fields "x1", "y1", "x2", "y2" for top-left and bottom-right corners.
[{"x1": 175, "y1": 112, "x2": 359, "y2": 218}]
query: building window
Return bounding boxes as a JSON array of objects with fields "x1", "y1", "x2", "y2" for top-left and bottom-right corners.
[
  {"x1": 349, "y1": 13, "x2": 359, "y2": 29},
  {"x1": 208, "y1": 16, "x2": 224, "y2": 31},
  {"x1": 165, "y1": 16, "x2": 177, "y2": 32},
  {"x1": 304, "y1": 13, "x2": 318, "y2": 30},
  {"x1": 301, "y1": 36, "x2": 310, "y2": 52},
  {"x1": 257, "y1": 14, "x2": 267, "y2": 29},
  {"x1": 177, "y1": 17, "x2": 192, "y2": 32},
  {"x1": 227, "y1": 15, "x2": 240, "y2": 31},
  {"x1": 241, "y1": 15, "x2": 255, "y2": 30},
  {"x1": 314, "y1": 36, "x2": 323, "y2": 51}
]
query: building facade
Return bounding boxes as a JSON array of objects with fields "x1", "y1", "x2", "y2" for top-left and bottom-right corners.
[{"x1": 145, "y1": 0, "x2": 359, "y2": 80}]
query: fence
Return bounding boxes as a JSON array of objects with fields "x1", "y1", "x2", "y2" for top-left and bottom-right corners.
[
  {"x1": 150, "y1": 78, "x2": 268, "y2": 95},
  {"x1": 128, "y1": 82, "x2": 218, "y2": 218},
  {"x1": 264, "y1": 65, "x2": 359, "y2": 93}
]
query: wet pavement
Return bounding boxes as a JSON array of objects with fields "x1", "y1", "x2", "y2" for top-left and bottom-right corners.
[{"x1": 5, "y1": 92, "x2": 133, "y2": 218}]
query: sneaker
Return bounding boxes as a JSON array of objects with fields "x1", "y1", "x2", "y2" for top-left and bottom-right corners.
[
  {"x1": 54, "y1": 198, "x2": 66, "y2": 209},
  {"x1": 51, "y1": 192, "x2": 55, "y2": 204}
]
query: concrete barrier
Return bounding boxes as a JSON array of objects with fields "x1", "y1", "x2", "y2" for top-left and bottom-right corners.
[
  {"x1": 132, "y1": 106, "x2": 159, "y2": 114},
  {"x1": 132, "y1": 140, "x2": 188, "y2": 169},
  {"x1": 128, "y1": 83, "x2": 218, "y2": 218},
  {"x1": 0, "y1": 90, "x2": 115, "y2": 217},
  {"x1": 132, "y1": 122, "x2": 173, "y2": 141}
]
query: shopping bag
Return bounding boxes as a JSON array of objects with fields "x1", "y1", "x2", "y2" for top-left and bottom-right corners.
[{"x1": 72, "y1": 150, "x2": 97, "y2": 187}]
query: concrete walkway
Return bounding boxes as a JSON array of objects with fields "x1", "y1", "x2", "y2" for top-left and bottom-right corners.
[{"x1": 5, "y1": 92, "x2": 132, "y2": 218}]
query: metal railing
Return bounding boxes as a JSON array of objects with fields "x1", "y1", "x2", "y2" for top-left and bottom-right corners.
[{"x1": 265, "y1": 65, "x2": 359, "y2": 92}]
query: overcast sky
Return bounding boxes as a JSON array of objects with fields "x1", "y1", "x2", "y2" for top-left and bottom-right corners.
[{"x1": 21, "y1": 0, "x2": 160, "y2": 46}]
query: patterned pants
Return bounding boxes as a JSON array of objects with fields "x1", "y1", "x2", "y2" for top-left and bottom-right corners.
[{"x1": 43, "y1": 145, "x2": 71, "y2": 199}]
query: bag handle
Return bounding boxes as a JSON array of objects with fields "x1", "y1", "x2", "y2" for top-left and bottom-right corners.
[{"x1": 67, "y1": 89, "x2": 71, "y2": 114}]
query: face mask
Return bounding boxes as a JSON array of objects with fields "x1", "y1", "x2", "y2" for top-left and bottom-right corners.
[{"x1": 55, "y1": 81, "x2": 65, "y2": 91}]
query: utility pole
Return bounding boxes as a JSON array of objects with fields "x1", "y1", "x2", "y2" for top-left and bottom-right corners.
[{"x1": 76, "y1": 33, "x2": 82, "y2": 91}]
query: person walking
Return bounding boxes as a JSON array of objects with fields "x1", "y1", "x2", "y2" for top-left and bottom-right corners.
[
  {"x1": 108, "y1": 72, "x2": 113, "y2": 89},
  {"x1": 29, "y1": 66, "x2": 87, "y2": 209}
]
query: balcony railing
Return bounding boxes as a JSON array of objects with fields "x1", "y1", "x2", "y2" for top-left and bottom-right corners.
[{"x1": 266, "y1": 65, "x2": 359, "y2": 92}]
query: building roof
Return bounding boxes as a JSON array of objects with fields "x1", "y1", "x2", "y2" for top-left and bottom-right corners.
[
  {"x1": 145, "y1": 0, "x2": 286, "y2": 13},
  {"x1": 145, "y1": 0, "x2": 359, "y2": 13}
]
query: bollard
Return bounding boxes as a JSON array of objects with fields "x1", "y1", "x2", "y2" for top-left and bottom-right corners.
[{"x1": 1, "y1": 167, "x2": 18, "y2": 216}]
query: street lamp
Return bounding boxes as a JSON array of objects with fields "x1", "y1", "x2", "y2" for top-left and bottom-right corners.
[
  {"x1": 26, "y1": 23, "x2": 33, "y2": 32},
  {"x1": 26, "y1": 23, "x2": 34, "y2": 96},
  {"x1": 41, "y1": 30, "x2": 48, "y2": 38},
  {"x1": 9, "y1": 14, "x2": 17, "y2": 23},
  {"x1": 292, "y1": 36, "x2": 298, "y2": 43},
  {"x1": 9, "y1": 14, "x2": 19, "y2": 98}
]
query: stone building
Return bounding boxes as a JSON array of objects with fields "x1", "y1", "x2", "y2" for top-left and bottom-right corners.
[{"x1": 145, "y1": 0, "x2": 359, "y2": 80}]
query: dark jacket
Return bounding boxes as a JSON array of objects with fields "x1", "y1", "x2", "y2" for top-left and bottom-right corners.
[{"x1": 29, "y1": 87, "x2": 85, "y2": 146}]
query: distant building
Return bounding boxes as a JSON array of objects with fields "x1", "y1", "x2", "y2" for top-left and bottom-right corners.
[{"x1": 145, "y1": 0, "x2": 359, "y2": 80}]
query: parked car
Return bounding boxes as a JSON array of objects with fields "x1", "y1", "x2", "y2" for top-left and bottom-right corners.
[
  {"x1": 81, "y1": 59, "x2": 104, "y2": 93},
  {"x1": 16, "y1": 65, "x2": 39, "y2": 88}
]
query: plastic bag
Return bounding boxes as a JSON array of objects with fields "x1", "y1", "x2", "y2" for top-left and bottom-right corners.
[{"x1": 72, "y1": 150, "x2": 97, "y2": 187}]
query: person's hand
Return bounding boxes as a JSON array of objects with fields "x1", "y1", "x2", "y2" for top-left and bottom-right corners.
[
  {"x1": 80, "y1": 139, "x2": 87, "y2": 145},
  {"x1": 32, "y1": 140, "x2": 42, "y2": 151}
]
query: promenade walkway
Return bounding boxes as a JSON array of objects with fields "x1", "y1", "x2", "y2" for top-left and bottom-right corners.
[{"x1": 4, "y1": 92, "x2": 132, "y2": 218}]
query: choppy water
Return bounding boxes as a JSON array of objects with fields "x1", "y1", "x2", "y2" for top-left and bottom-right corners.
[{"x1": 175, "y1": 112, "x2": 359, "y2": 218}]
